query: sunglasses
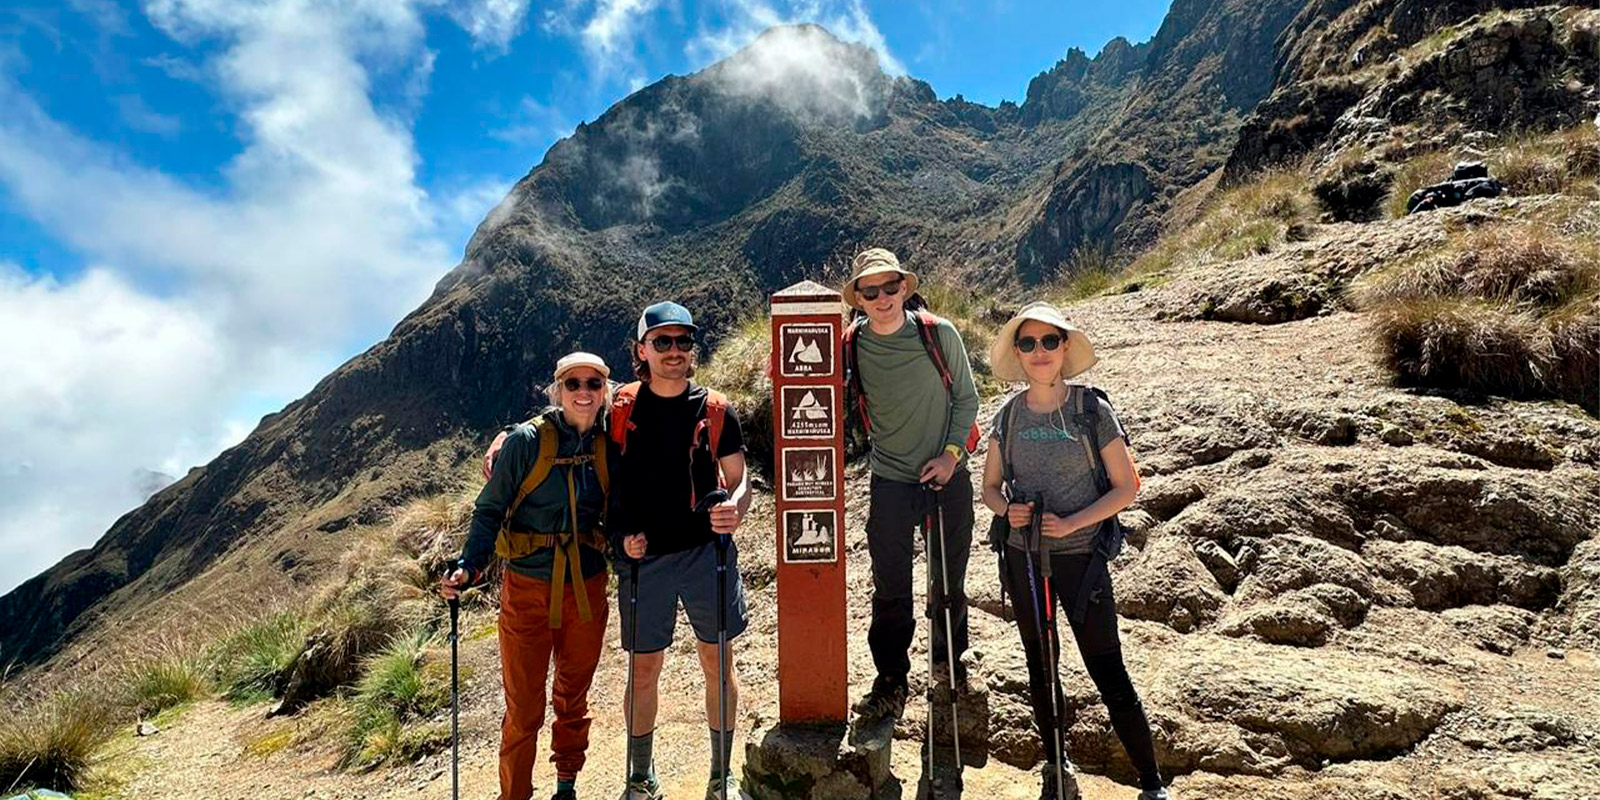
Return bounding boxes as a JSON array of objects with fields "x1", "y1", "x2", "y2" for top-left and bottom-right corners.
[
  {"x1": 1015, "y1": 333, "x2": 1064, "y2": 353},
  {"x1": 644, "y1": 334, "x2": 697, "y2": 353},
  {"x1": 563, "y1": 377, "x2": 606, "y2": 392},
  {"x1": 856, "y1": 279, "x2": 903, "y2": 301}
]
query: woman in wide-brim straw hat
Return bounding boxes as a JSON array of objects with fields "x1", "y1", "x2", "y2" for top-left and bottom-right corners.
[
  {"x1": 442, "y1": 351, "x2": 618, "y2": 800},
  {"x1": 979, "y1": 302, "x2": 1170, "y2": 800}
]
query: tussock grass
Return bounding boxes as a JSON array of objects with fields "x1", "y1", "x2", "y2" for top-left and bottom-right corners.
[
  {"x1": 0, "y1": 691, "x2": 119, "y2": 794},
  {"x1": 698, "y1": 313, "x2": 774, "y2": 469},
  {"x1": 206, "y1": 611, "x2": 307, "y2": 702},
  {"x1": 1131, "y1": 168, "x2": 1317, "y2": 275},
  {"x1": 1383, "y1": 150, "x2": 1455, "y2": 219},
  {"x1": 1354, "y1": 222, "x2": 1599, "y2": 411},
  {"x1": 123, "y1": 650, "x2": 209, "y2": 716},
  {"x1": 1493, "y1": 126, "x2": 1600, "y2": 199},
  {"x1": 342, "y1": 630, "x2": 451, "y2": 770}
]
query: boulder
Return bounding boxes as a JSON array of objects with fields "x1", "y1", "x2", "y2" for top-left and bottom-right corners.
[
  {"x1": 1117, "y1": 537, "x2": 1228, "y2": 632},
  {"x1": 743, "y1": 716, "x2": 892, "y2": 800}
]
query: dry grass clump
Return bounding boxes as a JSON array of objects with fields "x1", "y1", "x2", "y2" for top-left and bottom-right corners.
[
  {"x1": 205, "y1": 611, "x2": 308, "y2": 702},
  {"x1": 1131, "y1": 168, "x2": 1317, "y2": 275},
  {"x1": 341, "y1": 630, "x2": 452, "y2": 770},
  {"x1": 0, "y1": 690, "x2": 119, "y2": 793},
  {"x1": 698, "y1": 313, "x2": 774, "y2": 469},
  {"x1": 1354, "y1": 223, "x2": 1599, "y2": 411},
  {"x1": 1492, "y1": 125, "x2": 1600, "y2": 199},
  {"x1": 122, "y1": 647, "x2": 210, "y2": 716}
]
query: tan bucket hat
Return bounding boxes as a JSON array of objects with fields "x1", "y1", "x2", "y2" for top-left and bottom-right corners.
[
  {"x1": 842, "y1": 248, "x2": 919, "y2": 309},
  {"x1": 989, "y1": 302, "x2": 1097, "y2": 383},
  {"x1": 553, "y1": 351, "x2": 610, "y2": 382}
]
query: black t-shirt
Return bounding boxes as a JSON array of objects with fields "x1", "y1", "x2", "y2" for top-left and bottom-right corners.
[{"x1": 612, "y1": 381, "x2": 745, "y2": 555}]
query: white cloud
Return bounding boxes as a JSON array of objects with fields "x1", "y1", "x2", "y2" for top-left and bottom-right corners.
[
  {"x1": 113, "y1": 94, "x2": 182, "y2": 137},
  {"x1": 0, "y1": 0, "x2": 525, "y2": 594},
  {"x1": 446, "y1": 0, "x2": 533, "y2": 52},
  {"x1": 685, "y1": 0, "x2": 905, "y2": 76},
  {"x1": 581, "y1": 0, "x2": 661, "y2": 59}
]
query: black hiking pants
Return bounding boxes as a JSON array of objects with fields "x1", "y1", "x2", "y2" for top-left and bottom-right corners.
[
  {"x1": 866, "y1": 470, "x2": 973, "y2": 686},
  {"x1": 1001, "y1": 546, "x2": 1164, "y2": 791}
]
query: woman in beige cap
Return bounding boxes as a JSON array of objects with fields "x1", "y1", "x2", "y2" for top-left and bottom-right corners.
[
  {"x1": 979, "y1": 303, "x2": 1168, "y2": 800},
  {"x1": 442, "y1": 351, "x2": 618, "y2": 800}
]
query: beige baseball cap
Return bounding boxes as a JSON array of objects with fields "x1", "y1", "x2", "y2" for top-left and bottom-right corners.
[{"x1": 553, "y1": 351, "x2": 610, "y2": 382}]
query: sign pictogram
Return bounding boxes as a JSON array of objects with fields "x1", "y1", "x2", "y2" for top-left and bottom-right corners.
[
  {"x1": 783, "y1": 509, "x2": 837, "y2": 564},
  {"x1": 781, "y1": 447, "x2": 836, "y2": 502},
  {"x1": 780, "y1": 385, "x2": 835, "y2": 439},
  {"x1": 779, "y1": 322, "x2": 836, "y2": 378}
]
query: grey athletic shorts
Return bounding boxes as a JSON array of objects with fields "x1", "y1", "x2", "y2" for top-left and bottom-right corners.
[{"x1": 617, "y1": 538, "x2": 749, "y2": 653}]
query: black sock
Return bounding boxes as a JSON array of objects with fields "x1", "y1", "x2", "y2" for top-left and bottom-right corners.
[
  {"x1": 628, "y1": 731, "x2": 654, "y2": 781},
  {"x1": 709, "y1": 727, "x2": 735, "y2": 780}
]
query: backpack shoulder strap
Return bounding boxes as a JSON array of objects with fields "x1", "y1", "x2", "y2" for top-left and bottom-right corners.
[
  {"x1": 702, "y1": 389, "x2": 730, "y2": 458},
  {"x1": 998, "y1": 391, "x2": 1024, "y2": 493},
  {"x1": 911, "y1": 309, "x2": 954, "y2": 391},
  {"x1": 609, "y1": 382, "x2": 642, "y2": 452},
  {"x1": 841, "y1": 318, "x2": 872, "y2": 434},
  {"x1": 508, "y1": 418, "x2": 559, "y2": 520}
]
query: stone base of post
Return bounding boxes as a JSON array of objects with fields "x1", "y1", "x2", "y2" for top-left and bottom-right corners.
[{"x1": 742, "y1": 714, "x2": 895, "y2": 800}]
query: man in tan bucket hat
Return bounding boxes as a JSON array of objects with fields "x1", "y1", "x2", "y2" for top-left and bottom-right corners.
[{"x1": 839, "y1": 248, "x2": 980, "y2": 741}]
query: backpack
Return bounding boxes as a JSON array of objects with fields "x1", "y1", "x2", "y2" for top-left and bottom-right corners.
[
  {"x1": 993, "y1": 384, "x2": 1128, "y2": 624},
  {"x1": 841, "y1": 309, "x2": 983, "y2": 454},
  {"x1": 608, "y1": 381, "x2": 731, "y2": 507},
  {"x1": 487, "y1": 414, "x2": 611, "y2": 627}
]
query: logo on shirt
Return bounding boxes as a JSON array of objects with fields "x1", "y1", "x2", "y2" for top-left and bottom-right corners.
[{"x1": 1017, "y1": 425, "x2": 1077, "y2": 442}]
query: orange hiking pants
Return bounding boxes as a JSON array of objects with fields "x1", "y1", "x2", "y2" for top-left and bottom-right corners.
[{"x1": 498, "y1": 569, "x2": 609, "y2": 800}]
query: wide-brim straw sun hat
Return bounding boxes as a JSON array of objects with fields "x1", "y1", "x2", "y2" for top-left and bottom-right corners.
[
  {"x1": 553, "y1": 351, "x2": 611, "y2": 382},
  {"x1": 842, "y1": 248, "x2": 920, "y2": 309},
  {"x1": 990, "y1": 301, "x2": 1097, "y2": 383}
]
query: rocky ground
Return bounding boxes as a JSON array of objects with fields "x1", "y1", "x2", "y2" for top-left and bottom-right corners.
[{"x1": 97, "y1": 197, "x2": 1599, "y2": 799}]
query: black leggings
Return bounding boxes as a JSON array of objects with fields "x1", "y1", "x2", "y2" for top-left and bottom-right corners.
[{"x1": 1001, "y1": 546, "x2": 1163, "y2": 791}]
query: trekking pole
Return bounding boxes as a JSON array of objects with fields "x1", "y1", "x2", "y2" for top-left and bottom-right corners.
[
  {"x1": 716, "y1": 530, "x2": 731, "y2": 800},
  {"x1": 924, "y1": 485, "x2": 963, "y2": 786},
  {"x1": 448, "y1": 596, "x2": 460, "y2": 800},
  {"x1": 624, "y1": 559, "x2": 640, "y2": 788},
  {"x1": 1032, "y1": 496, "x2": 1066, "y2": 800}
]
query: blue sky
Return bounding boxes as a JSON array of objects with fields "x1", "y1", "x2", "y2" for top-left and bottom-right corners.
[{"x1": 0, "y1": 0, "x2": 1172, "y2": 595}]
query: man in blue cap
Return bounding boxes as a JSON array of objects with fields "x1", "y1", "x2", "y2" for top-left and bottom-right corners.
[{"x1": 609, "y1": 302, "x2": 753, "y2": 800}]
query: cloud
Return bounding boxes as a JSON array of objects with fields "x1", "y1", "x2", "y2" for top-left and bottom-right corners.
[
  {"x1": 581, "y1": 0, "x2": 661, "y2": 59},
  {"x1": 492, "y1": 95, "x2": 573, "y2": 145},
  {"x1": 113, "y1": 94, "x2": 182, "y2": 137},
  {"x1": 0, "y1": 0, "x2": 525, "y2": 594},
  {"x1": 446, "y1": 0, "x2": 533, "y2": 52},
  {"x1": 686, "y1": 0, "x2": 905, "y2": 77}
]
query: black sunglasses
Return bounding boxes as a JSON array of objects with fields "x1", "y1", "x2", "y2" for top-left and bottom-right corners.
[
  {"x1": 1015, "y1": 333, "x2": 1063, "y2": 353},
  {"x1": 644, "y1": 334, "x2": 697, "y2": 353},
  {"x1": 563, "y1": 377, "x2": 606, "y2": 392},
  {"x1": 857, "y1": 278, "x2": 903, "y2": 301}
]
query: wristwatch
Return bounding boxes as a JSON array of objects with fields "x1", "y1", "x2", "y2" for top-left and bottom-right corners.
[{"x1": 943, "y1": 443, "x2": 964, "y2": 461}]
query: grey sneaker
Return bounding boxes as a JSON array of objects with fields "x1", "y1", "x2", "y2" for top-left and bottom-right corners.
[
  {"x1": 618, "y1": 774, "x2": 663, "y2": 800},
  {"x1": 852, "y1": 676, "x2": 908, "y2": 723},
  {"x1": 703, "y1": 774, "x2": 744, "y2": 800}
]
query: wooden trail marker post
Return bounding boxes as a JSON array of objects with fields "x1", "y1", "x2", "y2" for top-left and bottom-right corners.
[
  {"x1": 744, "y1": 281, "x2": 890, "y2": 800},
  {"x1": 770, "y1": 281, "x2": 848, "y2": 723}
]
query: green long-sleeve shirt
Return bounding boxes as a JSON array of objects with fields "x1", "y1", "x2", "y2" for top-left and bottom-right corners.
[
  {"x1": 459, "y1": 408, "x2": 613, "y2": 582},
  {"x1": 856, "y1": 311, "x2": 980, "y2": 483}
]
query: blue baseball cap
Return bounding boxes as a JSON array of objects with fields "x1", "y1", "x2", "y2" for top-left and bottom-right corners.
[{"x1": 636, "y1": 301, "x2": 698, "y2": 341}]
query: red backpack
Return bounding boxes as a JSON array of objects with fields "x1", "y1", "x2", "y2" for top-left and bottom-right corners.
[
  {"x1": 609, "y1": 381, "x2": 731, "y2": 506},
  {"x1": 841, "y1": 310, "x2": 983, "y2": 454}
]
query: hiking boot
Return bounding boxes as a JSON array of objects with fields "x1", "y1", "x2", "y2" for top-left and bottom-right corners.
[
  {"x1": 1136, "y1": 790, "x2": 1170, "y2": 800},
  {"x1": 703, "y1": 774, "x2": 746, "y2": 800},
  {"x1": 618, "y1": 774, "x2": 664, "y2": 800},
  {"x1": 852, "y1": 676, "x2": 908, "y2": 723},
  {"x1": 552, "y1": 789, "x2": 577, "y2": 800},
  {"x1": 1038, "y1": 763, "x2": 1081, "y2": 800}
]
